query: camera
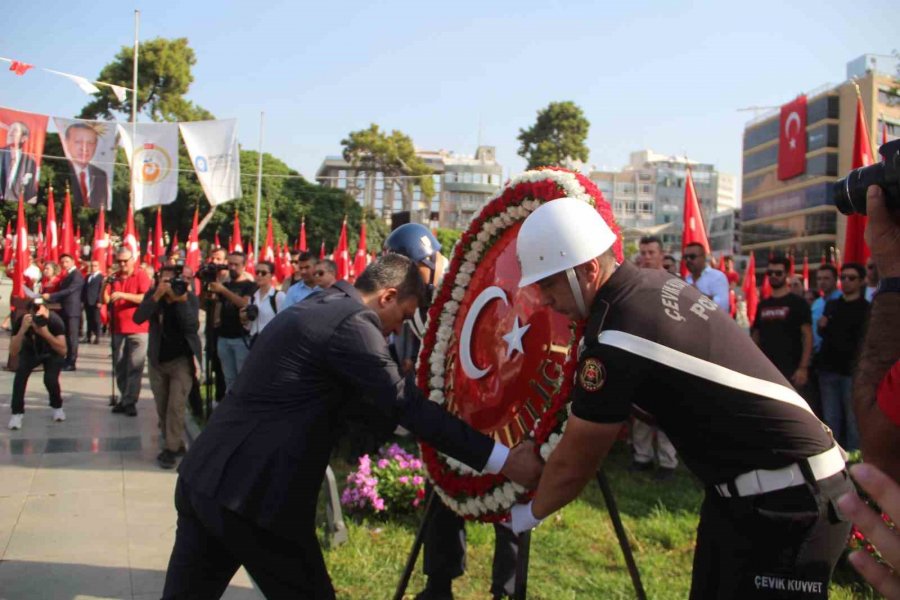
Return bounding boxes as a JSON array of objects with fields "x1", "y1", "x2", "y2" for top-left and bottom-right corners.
[
  {"x1": 832, "y1": 139, "x2": 899, "y2": 215},
  {"x1": 244, "y1": 304, "x2": 259, "y2": 322},
  {"x1": 197, "y1": 263, "x2": 228, "y2": 285},
  {"x1": 169, "y1": 274, "x2": 189, "y2": 297},
  {"x1": 29, "y1": 298, "x2": 48, "y2": 327}
]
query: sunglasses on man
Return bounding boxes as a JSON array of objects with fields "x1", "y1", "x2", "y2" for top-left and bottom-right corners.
[
  {"x1": 766, "y1": 270, "x2": 786, "y2": 277},
  {"x1": 683, "y1": 253, "x2": 702, "y2": 260}
]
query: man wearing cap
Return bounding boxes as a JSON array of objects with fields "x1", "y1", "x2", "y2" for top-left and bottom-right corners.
[{"x1": 506, "y1": 197, "x2": 851, "y2": 598}]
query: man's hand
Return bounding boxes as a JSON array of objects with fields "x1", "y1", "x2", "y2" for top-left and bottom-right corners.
[
  {"x1": 500, "y1": 440, "x2": 543, "y2": 489},
  {"x1": 838, "y1": 464, "x2": 900, "y2": 598},
  {"x1": 110, "y1": 291, "x2": 123, "y2": 302},
  {"x1": 865, "y1": 185, "x2": 900, "y2": 279},
  {"x1": 19, "y1": 313, "x2": 32, "y2": 332},
  {"x1": 791, "y1": 367, "x2": 809, "y2": 387},
  {"x1": 40, "y1": 293, "x2": 50, "y2": 301},
  {"x1": 208, "y1": 281, "x2": 226, "y2": 295},
  {"x1": 153, "y1": 282, "x2": 171, "y2": 302}
]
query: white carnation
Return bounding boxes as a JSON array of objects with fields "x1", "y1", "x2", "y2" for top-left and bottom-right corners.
[
  {"x1": 455, "y1": 273, "x2": 471, "y2": 286},
  {"x1": 430, "y1": 376, "x2": 444, "y2": 389},
  {"x1": 451, "y1": 287, "x2": 465, "y2": 301},
  {"x1": 460, "y1": 262, "x2": 476, "y2": 274}
]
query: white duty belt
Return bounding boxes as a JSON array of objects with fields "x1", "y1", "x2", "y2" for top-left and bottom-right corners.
[{"x1": 714, "y1": 445, "x2": 846, "y2": 498}]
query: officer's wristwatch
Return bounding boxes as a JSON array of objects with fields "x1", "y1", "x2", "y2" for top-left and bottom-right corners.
[{"x1": 875, "y1": 277, "x2": 900, "y2": 297}]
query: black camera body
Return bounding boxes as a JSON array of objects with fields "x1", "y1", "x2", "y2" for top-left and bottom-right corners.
[
  {"x1": 197, "y1": 263, "x2": 228, "y2": 284},
  {"x1": 169, "y1": 274, "x2": 189, "y2": 297},
  {"x1": 833, "y1": 139, "x2": 900, "y2": 215},
  {"x1": 244, "y1": 304, "x2": 259, "y2": 322}
]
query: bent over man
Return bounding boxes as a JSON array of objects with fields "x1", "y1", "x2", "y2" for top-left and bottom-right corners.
[{"x1": 508, "y1": 198, "x2": 851, "y2": 599}]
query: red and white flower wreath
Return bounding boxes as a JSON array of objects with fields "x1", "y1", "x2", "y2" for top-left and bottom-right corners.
[{"x1": 416, "y1": 167, "x2": 622, "y2": 521}]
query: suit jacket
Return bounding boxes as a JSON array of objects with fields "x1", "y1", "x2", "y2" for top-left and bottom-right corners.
[
  {"x1": 178, "y1": 281, "x2": 494, "y2": 540},
  {"x1": 133, "y1": 289, "x2": 202, "y2": 368},
  {"x1": 0, "y1": 148, "x2": 38, "y2": 203},
  {"x1": 82, "y1": 272, "x2": 104, "y2": 306},
  {"x1": 69, "y1": 164, "x2": 109, "y2": 210},
  {"x1": 48, "y1": 268, "x2": 85, "y2": 318}
]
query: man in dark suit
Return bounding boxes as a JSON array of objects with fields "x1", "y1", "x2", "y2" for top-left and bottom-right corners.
[
  {"x1": 162, "y1": 255, "x2": 543, "y2": 599},
  {"x1": 44, "y1": 254, "x2": 85, "y2": 370},
  {"x1": 81, "y1": 259, "x2": 104, "y2": 344},
  {"x1": 62, "y1": 122, "x2": 109, "y2": 210},
  {"x1": 0, "y1": 121, "x2": 38, "y2": 203}
]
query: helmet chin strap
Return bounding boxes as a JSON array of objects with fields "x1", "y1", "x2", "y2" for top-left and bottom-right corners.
[{"x1": 565, "y1": 267, "x2": 588, "y2": 320}]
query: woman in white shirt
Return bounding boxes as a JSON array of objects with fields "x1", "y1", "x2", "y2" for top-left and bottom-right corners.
[{"x1": 246, "y1": 261, "x2": 286, "y2": 339}]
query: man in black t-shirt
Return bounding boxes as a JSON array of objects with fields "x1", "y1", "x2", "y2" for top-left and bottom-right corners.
[
  {"x1": 208, "y1": 251, "x2": 257, "y2": 391},
  {"x1": 752, "y1": 256, "x2": 813, "y2": 386},
  {"x1": 8, "y1": 299, "x2": 68, "y2": 430},
  {"x1": 817, "y1": 263, "x2": 869, "y2": 451}
]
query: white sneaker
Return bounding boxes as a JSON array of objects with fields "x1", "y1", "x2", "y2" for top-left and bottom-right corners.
[
  {"x1": 52, "y1": 408, "x2": 66, "y2": 422},
  {"x1": 8, "y1": 414, "x2": 23, "y2": 430}
]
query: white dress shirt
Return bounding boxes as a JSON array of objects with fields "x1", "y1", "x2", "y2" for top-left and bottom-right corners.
[
  {"x1": 249, "y1": 286, "x2": 286, "y2": 336},
  {"x1": 685, "y1": 266, "x2": 730, "y2": 311}
]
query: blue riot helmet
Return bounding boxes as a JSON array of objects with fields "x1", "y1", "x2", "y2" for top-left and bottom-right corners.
[{"x1": 383, "y1": 223, "x2": 442, "y2": 285}]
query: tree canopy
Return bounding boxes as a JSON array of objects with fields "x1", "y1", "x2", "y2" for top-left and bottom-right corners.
[
  {"x1": 517, "y1": 101, "x2": 590, "y2": 170},
  {"x1": 341, "y1": 124, "x2": 435, "y2": 203}
]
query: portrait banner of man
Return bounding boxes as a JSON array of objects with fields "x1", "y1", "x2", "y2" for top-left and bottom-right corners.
[
  {"x1": 0, "y1": 106, "x2": 48, "y2": 204},
  {"x1": 54, "y1": 117, "x2": 118, "y2": 211}
]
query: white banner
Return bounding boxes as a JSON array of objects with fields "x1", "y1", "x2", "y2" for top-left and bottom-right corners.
[
  {"x1": 118, "y1": 122, "x2": 179, "y2": 210},
  {"x1": 179, "y1": 119, "x2": 242, "y2": 206},
  {"x1": 53, "y1": 117, "x2": 118, "y2": 210}
]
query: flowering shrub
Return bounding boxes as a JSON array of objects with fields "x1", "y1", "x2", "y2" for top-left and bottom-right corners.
[{"x1": 340, "y1": 443, "x2": 427, "y2": 515}]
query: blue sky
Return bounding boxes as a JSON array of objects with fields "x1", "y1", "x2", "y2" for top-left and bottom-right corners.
[{"x1": 1, "y1": 0, "x2": 896, "y2": 195}]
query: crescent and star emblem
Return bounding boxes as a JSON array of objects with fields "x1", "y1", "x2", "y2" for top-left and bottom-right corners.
[
  {"x1": 785, "y1": 112, "x2": 801, "y2": 150},
  {"x1": 460, "y1": 286, "x2": 531, "y2": 380}
]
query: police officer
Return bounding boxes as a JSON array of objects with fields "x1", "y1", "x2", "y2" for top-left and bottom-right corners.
[
  {"x1": 507, "y1": 198, "x2": 851, "y2": 598},
  {"x1": 384, "y1": 224, "x2": 519, "y2": 600},
  {"x1": 162, "y1": 254, "x2": 542, "y2": 599}
]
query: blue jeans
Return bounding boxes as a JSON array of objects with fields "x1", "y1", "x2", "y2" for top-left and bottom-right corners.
[
  {"x1": 217, "y1": 336, "x2": 250, "y2": 391},
  {"x1": 818, "y1": 370, "x2": 858, "y2": 451}
]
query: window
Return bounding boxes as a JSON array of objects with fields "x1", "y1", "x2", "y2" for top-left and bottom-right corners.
[
  {"x1": 626, "y1": 202, "x2": 636, "y2": 214},
  {"x1": 640, "y1": 184, "x2": 652, "y2": 195},
  {"x1": 445, "y1": 172, "x2": 456, "y2": 183},
  {"x1": 878, "y1": 89, "x2": 900, "y2": 107},
  {"x1": 742, "y1": 145, "x2": 778, "y2": 174},
  {"x1": 807, "y1": 124, "x2": 839, "y2": 151},
  {"x1": 639, "y1": 201, "x2": 654, "y2": 215}
]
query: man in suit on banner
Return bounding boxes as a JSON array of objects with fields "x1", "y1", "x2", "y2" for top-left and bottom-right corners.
[
  {"x1": 44, "y1": 254, "x2": 85, "y2": 370},
  {"x1": 62, "y1": 122, "x2": 109, "y2": 210},
  {"x1": 0, "y1": 122, "x2": 38, "y2": 204}
]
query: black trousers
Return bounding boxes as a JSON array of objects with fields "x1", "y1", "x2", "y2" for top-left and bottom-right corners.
[
  {"x1": 690, "y1": 471, "x2": 853, "y2": 599},
  {"x1": 423, "y1": 495, "x2": 519, "y2": 597},
  {"x1": 11, "y1": 353, "x2": 64, "y2": 414},
  {"x1": 84, "y1": 305, "x2": 101, "y2": 341},
  {"x1": 63, "y1": 314, "x2": 80, "y2": 366},
  {"x1": 162, "y1": 478, "x2": 335, "y2": 600},
  {"x1": 205, "y1": 329, "x2": 226, "y2": 403}
]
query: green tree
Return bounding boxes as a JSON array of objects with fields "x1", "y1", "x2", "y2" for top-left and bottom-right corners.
[
  {"x1": 517, "y1": 101, "x2": 590, "y2": 170},
  {"x1": 435, "y1": 228, "x2": 462, "y2": 253},
  {"x1": 79, "y1": 37, "x2": 213, "y2": 122},
  {"x1": 341, "y1": 124, "x2": 435, "y2": 212}
]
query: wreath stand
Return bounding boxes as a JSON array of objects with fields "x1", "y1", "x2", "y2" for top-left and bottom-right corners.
[{"x1": 392, "y1": 468, "x2": 646, "y2": 600}]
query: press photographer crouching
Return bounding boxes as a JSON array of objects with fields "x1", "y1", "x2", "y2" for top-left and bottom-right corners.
[
  {"x1": 7, "y1": 298, "x2": 68, "y2": 430},
  {"x1": 134, "y1": 265, "x2": 202, "y2": 469}
]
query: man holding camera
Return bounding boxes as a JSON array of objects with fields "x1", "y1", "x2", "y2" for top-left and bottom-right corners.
[
  {"x1": 8, "y1": 299, "x2": 68, "y2": 430},
  {"x1": 135, "y1": 265, "x2": 201, "y2": 469},
  {"x1": 207, "y1": 251, "x2": 256, "y2": 390},
  {"x1": 43, "y1": 253, "x2": 85, "y2": 371},
  {"x1": 104, "y1": 247, "x2": 152, "y2": 417}
]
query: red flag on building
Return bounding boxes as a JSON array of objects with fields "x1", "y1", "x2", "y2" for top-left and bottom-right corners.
[
  {"x1": 186, "y1": 209, "x2": 200, "y2": 272},
  {"x1": 60, "y1": 187, "x2": 77, "y2": 258},
  {"x1": 353, "y1": 220, "x2": 368, "y2": 280},
  {"x1": 298, "y1": 217, "x2": 307, "y2": 251},
  {"x1": 92, "y1": 207, "x2": 108, "y2": 274},
  {"x1": 319, "y1": 240, "x2": 326, "y2": 260},
  {"x1": 2, "y1": 222, "x2": 11, "y2": 265},
  {"x1": 154, "y1": 207, "x2": 166, "y2": 268},
  {"x1": 802, "y1": 254, "x2": 809, "y2": 291},
  {"x1": 777, "y1": 95, "x2": 808, "y2": 180},
  {"x1": 230, "y1": 212, "x2": 243, "y2": 253},
  {"x1": 263, "y1": 214, "x2": 275, "y2": 262},
  {"x1": 12, "y1": 196, "x2": 28, "y2": 300},
  {"x1": 844, "y1": 95, "x2": 874, "y2": 264},
  {"x1": 742, "y1": 253, "x2": 759, "y2": 327},
  {"x1": 680, "y1": 168, "x2": 710, "y2": 277},
  {"x1": 45, "y1": 187, "x2": 59, "y2": 263},
  {"x1": 123, "y1": 203, "x2": 140, "y2": 260}
]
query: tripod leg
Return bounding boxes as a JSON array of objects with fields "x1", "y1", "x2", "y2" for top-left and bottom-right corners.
[
  {"x1": 596, "y1": 469, "x2": 646, "y2": 600},
  {"x1": 393, "y1": 488, "x2": 437, "y2": 600},
  {"x1": 513, "y1": 530, "x2": 531, "y2": 600}
]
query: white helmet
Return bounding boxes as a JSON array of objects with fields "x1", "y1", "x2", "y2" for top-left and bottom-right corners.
[{"x1": 517, "y1": 197, "x2": 616, "y2": 288}]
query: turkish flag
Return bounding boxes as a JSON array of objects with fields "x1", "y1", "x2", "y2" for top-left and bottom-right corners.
[
  {"x1": 680, "y1": 168, "x2": 710, "y2": 277},
  {"x1": 742, "y1": 253, "x2": 759, "y2": 327},
  {"x1": 263, "y1": 214, "x2": 275, "y2": 262},
  {"x1": 123, "y1": 203, "x2": 140, "y2": 260},
  {"x1": 12, "y1": 196, "x2": 28, "y2": 300},
  {"x1": 186, "y1": 209, "x2": 200, "y2": 272},
  {"x1": 92, "y1": 207, "x2": 108, "y2": 274},
  {"x1": 9, "y1": 61, "x2": 33, "y2": 76},
  {"x1": 844, "y1": 96, "x2": 874, "y2": 264},
  {"x1": 154, "y1": 207, "x2": 166, "y2": 267},
  {"x1": 298, "y1": 218, "x2": 307, "y2": 251},
  {"x1": 802, "y1": 255, "x2": 809, "y2": 291},
  {"x1": 60, "y1": 188, "x2": 77, "y2": 258},
  {"x1": 777, "y1": 95, "x2": 807, "y2": 181},
  {"x1": 230, "y1": 212, "x2": 243, "y2": 253},
  {"x1": 335, "y1": 219, "x2": 350, "y2": 281},
  {"x1": 353, "y1": 220, "x2": 368, "y2": 282}
]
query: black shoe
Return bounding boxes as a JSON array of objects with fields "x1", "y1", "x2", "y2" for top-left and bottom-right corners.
[
  {"x1": 112, "y1": 403, "x2": 126, "y2": 414},
  {"x1": 61, "y1": 364, "x2": 76, "y2": 372},
  {"x1": 157, "y1": 450, "x2": 176, "y2": 469},
  {"x1": 124, "y1": 405, "x2": 138, "y2": 417},
  {"x1": 628, "y1": 461, "x2": 654, "y2": 473},
  {"x1": 414, "y1": 580, "x2": 454, "y2": 600}
]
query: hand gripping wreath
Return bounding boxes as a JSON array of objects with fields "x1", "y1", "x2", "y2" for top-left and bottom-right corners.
[{"x1": 416, "y1": 167, "x2": 622, "y2": 521}]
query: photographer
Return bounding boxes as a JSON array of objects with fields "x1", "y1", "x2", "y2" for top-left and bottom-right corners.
[
  {"x1": 7, "y1": 299, "x2": 68, "y2": 430},
  {"x1": 207, "y1": 251, "x2": 256, "y2": 390},
  {"x1": 134, "y1": 265, "x2": 201, "y2": 470},
  {"x1": 243, "y1": 261, "x2": 285, "y2": 343},
  {"x1": 198, "y1": 248, "x2": 229, "y2": 407}
]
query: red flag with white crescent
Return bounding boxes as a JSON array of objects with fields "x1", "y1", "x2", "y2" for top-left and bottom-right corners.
[
  {"x1": 844, "y1": 96, "x2": 874, "y2": 264},
  {"x1": 353, "y1": 220, "x2": 368, "y2": 281},
  {"x1": 680, "y1": 168, "x2": 710, "y2": 277},
  {"x1": 60, "y1": 187, "x2": 77, "y2": 257},
  {"x1": 186, "y1": 209, "x2": 200, "y2": 272},
  {"x1": 263, "y1": 214, "x2": 275, "y2": 262},
  {"x1": 742, "y1": 252, "x2": 759, "y2": 327},
  {"x1": 92, "y1": 207, "x2": 108, "y2": 274},
  {"x1": 335, "y1": 219, "x2": 350, "y2": 280},
  {"x1": 230, "y1": 212, "x2": 243, "y2": 253},
  {"x1": 123, "y1": 203, "x2": 140, "y2": 260},
  {"x1": 777, "y1": 95, "x2": 807, "y2": 180},
  {"x1": 12, "y1": 195, "x2": 28, "y2": 299},
  {"x1": 45, "y1": 187, "x2": 59, "y2": 263},
  {"x1": 154, "y1": 207, "x2": 165, "y2": 267}
]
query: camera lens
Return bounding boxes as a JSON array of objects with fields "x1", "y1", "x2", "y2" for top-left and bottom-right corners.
[{"x1": 244, "y1": 305, "x2": 259, "y2": 322}]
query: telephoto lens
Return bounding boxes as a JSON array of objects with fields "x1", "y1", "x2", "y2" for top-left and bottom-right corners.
[
  {"x1": 832, "y1": 139, "x2": 899, "y2": 215},
  {"x1": 169, "y1": 275, "x2": 189, "y2": 297},
  {"x1": 244, "y1": 304, "x2": 259, "y2": 322},
  {"x1": 32, "y1": 314, "x2": 48, "y2": 328}
]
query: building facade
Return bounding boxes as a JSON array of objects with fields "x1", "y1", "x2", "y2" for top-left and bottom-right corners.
[
  {"x1": 315, "y1": 146, "x2": 502, "y2": 229},
  {"x1": 740, "y1": 56, "x2": 899, "y2": 269}
]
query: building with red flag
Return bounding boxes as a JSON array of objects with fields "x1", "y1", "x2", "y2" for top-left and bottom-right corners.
[{"x1": 740, "y1": 54, "x2": 899, "y2": 277}]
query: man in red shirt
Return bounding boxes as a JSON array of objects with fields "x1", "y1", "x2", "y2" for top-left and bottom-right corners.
[{"x1": 103, "y1": 247, "x2": 151, "y2": 416}]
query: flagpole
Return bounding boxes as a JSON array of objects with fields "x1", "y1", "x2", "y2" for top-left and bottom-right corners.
[
  {"x1": 253, "y1": 111, "x2": 265, "y2": 259},
  {"x1": 129, "y1": 9, "x2": 140, "y2": 215}
]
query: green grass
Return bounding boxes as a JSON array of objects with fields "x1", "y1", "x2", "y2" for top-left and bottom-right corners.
[{"x1": 319, "y1": 442, "x2": 878, "y2": 599}]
